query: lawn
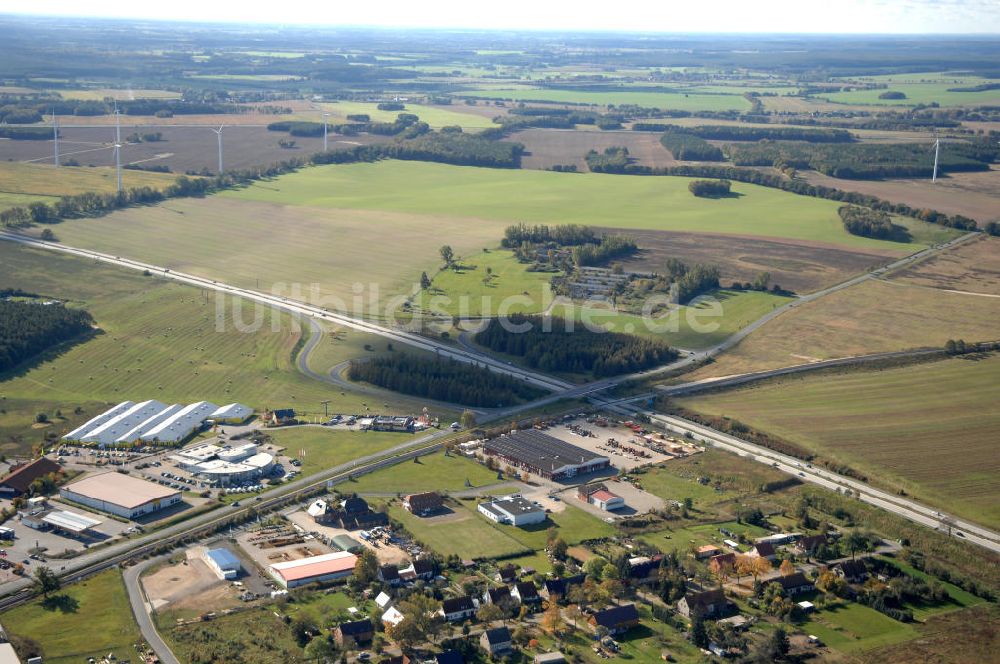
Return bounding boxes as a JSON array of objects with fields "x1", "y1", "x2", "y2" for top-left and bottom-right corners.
[
  {"x1": 675, "y1": 354, "x2": 1000, "y2": 530},
  {"x1": 266, "y1": 426, "x2": 421, "y2": 475},
  {"x1": 387, "y1": 500, "x2": 531, "y2": 559},
  {"x1": 1, "y1": 569, "x2": 142, "y2": 664},
  {"x1": 683, "y1": 278, "x2": 1000, "y2": 378},
  {"x1": 0, "y1": 242, "x2": 427, "y2": 456},
  {"x1": 0, "y1": 161, "x2": 179, "y2": 209},
  {"x1": 341, "y1": 450, "x2": 503, "y2": 494},
  {"x1": 876, "y1": 556, "x2": 985, "y2": 620},
  {"x1": 796, "y1": 601, "x2": 917, "y2": 652},
  {"x1": 458, "y1": 87, "x2": 752, "y2": 111}
]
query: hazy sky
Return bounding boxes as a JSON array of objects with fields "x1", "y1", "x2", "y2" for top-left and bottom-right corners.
[{"x1": 8, "y1": 0, "x2": 1000, "y2": 33}]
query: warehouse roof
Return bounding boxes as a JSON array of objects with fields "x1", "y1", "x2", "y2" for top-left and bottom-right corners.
[
  {"x1": 63, "y1": 400, "x2": 134, "y2": 440},
  {"x1": 211, "y1": 403, "x2": 253, "y2": 420},
  {"x1": 141, "y1": 401, "x2": 218, "y2": 442},
  {"x1": 206, "y1": 548, "x2": 241, "y2": 571},
  {"x1": 270, "y1": 551, "x2": 357, "y2": 583},
  {"x1": 485, "y1": 430, "x2": 607, "y2": 473},
  {"x1": 488, "y1": 495, "x2": 543, "y2": 517},
  {"x1": 62, "y1": 472, "x2": 180, "y2": 509},
  {"x1": 42, "y1": 509, "x2": 102, "y2": 533}
]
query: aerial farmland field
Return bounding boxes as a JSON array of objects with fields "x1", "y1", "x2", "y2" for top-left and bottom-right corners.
[
  {"x1": 0, "y1": 161, "x2": 179, "y2": 211},
  {"x1": 674, "y1": 354, "x2": 1000, "y2": 529},
  {"x1": 458, "y1": 87, "x2": 752, "y2": 111}
]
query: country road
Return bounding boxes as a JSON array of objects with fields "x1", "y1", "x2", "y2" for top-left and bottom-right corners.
[{"x1": 124, "y1": 555, "x2": 181, "y2": 664}]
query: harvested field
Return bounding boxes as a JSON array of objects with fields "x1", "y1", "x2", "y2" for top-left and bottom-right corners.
[
  {"x1": 674, "y1": 353, "x2": 1000, "y2": 529},
  {"x1": 0, "y1": 124, "x2": 389, "y2": 175},
  {"x1": 605, "y1": 228, "x2": 894, "y2": 294},
  {"x1": 682, "y1": 278, "x2": 1000, "y2": 378},
  {"x1": 802, "y1": 167, "x2": 1000, "y2": 225},
  {"x1": 855, "y1": 605, "x2": 1000, "y2": 664},
  {"x1": 510, "y1": 128, "x2": 677, "y2": 171},
  {"x1": 0, "y1": 161, "x2": 178, "y2": 205},
  {"x1": 888, "y1": 235, "x2": 1000, "y2": 296}
]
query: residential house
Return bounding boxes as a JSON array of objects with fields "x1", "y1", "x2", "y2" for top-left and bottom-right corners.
[
  {"x1": 793, "y1": 534, "x2": 828, "y2": 556},
  {"x1": 627, "y1": 555, "x2": 663, "y2": 584},
  {"x1": 541, "y1": 574, "x2": 586, "y2": 602},
  {"x1": 708, "y1": 553, "x2": 737, "y2": 576},
  {"x1": 677, "y1": 588, "x2": 729, "y2": 619},
  {"x1": 771, "y1": 572, "x2": 813, "y2": 595},
  {"x1": 339, "y1": 496, "x2": 389, "y2": 530},
  {"x1": 748, "y1": 542, "x2": 777, "y2": 561},
  {"x1": 379, "y1": 656, "x2": 411, "y2": 664},
  {"x1": 589, "y1": 604, "x2": 640, "y2": 635},
  {"x1": 496, "y1": 564, "x2": 518, "y2": 584},
  {"x1": 334, "y1": 619, "x2": 374, "y2": 648},
  {"x1": 397, "y1": 557, "x2": 434, "y2": 581},
  {"x1": 381, "y1": 606, "x2": 405, "y2": 628},
  {"x1": 379, "y1": 564, "x2": 401, "y2": 586},
  {"x1": 694, "y1": 545, "x2": 722, "y2": 560},
  {"x1": 402, "y1": 491, "x2": 443, "y2": 516},
  {"x1": 269, "y1": 408, "x2": 296, "y2": 425},
  {"x1": 435, "y1": 651, "x2": 465, "y2": 664},
  {"x1": 483, "y1": 586, "x2": 513, "y2": 607},
  {"x1": 512, "y1": 581, "x2": 541, "y2": 606},
  {"x1": 440, "y1": 596, "x2": 476, "y2": 622},
  {"x1": 834, "y1": 560, "x2": 869, "y2": 583},
  {"x1": 479, "y1": 626, "x2": 512, "y2": 655}
]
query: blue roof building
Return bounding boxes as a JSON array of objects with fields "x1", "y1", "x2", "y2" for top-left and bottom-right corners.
[{"x1": 204, "y1": 547, "x2": 242, "y2": 580}]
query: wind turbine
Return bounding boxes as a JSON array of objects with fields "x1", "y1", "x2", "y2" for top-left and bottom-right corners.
[
  {"x1": 52, "y1": 109, "x2": 59, "y2": 167},
  {"x1": 211, "y1": 125, "x2": 225, "y2": 174},
  {"x1": 113, "y1": 103, "x2": 122, "y2": 192},
  {"x1": 931, "y1": 135, "x2": 940, "y2": 183},
  {"x1": 322, "y1": 112, "x2": 330, "y2": 152}
]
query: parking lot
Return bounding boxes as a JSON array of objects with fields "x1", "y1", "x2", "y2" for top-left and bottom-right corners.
[{"x1": 543, "y1": 416, "x2": 696, "y2": 471}]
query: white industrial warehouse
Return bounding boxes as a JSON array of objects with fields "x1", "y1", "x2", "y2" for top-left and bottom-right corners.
[
  {"x1": 170, "y1": 442, "x2": 274, "y2": 485},
  {"x1": 61, "y1": 472, "x2": 182, "y2": 519},
  {"x1": 62, "y1": 400, "x2": 253, "y2": 446}
]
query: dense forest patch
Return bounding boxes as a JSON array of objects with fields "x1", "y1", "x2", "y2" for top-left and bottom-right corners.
[{"x1": 0, "y1": 300, "x2": 94, "y2": 372}]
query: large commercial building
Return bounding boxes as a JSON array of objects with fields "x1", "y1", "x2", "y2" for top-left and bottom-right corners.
[
  {"x1": 269, "y1": 551, "x2": 358, "y2": 589},
  {"x1": 61, "y1": 472, "x2": 182, "y2": 519},
  {"x1": 170, "y1": 442, "x2": 273, "y2": 486},
  {"x1": 478, "y1": 495, "x2": 546, "y2": 527},
  {"x1": 62, "y1": 400, "x2": 252, "y2": 446},
  {"x1": 484, "y1": 430, "x2": 610, "y2": 480}
]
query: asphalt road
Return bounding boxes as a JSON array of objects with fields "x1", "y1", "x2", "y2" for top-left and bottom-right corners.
[{"x1": 124, "y1": 554, "x2": 181, "y2": 664}]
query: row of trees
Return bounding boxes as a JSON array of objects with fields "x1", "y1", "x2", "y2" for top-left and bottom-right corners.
[
  {"x1": 571, "y1": 234, "x2": 638, "y2": 267},
  {"x1": 501, "y1": 223, "x2": 597, "y2": 247},
  {"x1": 346, "y1": 354, "x2": 543, "y2": 407},
  {"x1": 839, "y1": 205, "x2": 897, "y2": 239},
  {"x1": 474, "y1": 314, "x2": 677, "y2": 377},
  {"x1": 726, "y1": 140, "x2": 997, "y2": 179},
  {"x1": 640, "y1": 123, "x2": 854, "y2": 143},
  {"x1": 659, "y1": 129, "x2": 725, "y2": 161},
  {"x1": 0, "y1": 300, "x2": 94, "y2": 372}
]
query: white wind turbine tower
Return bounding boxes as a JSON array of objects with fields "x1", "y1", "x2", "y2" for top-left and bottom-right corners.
[
  {"x1": 52, "y1": 109, "x2": 59, "y2": 167},
  {"x1": 211, "y1": 125, "x2": 225, "y2": 174},
  {"x1": 114, "y1": 104, "x2": 123, "y2": 192},
  {"x1": 322, "y1": 112, "x2": 330, "y2": 152},
  {"x1": 931, "y1": 131, "x2": 940, "y2": 183}
]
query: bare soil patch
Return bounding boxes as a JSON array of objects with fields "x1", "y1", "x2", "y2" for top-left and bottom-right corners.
[
  {"x1": 510, "y1": 128, "x2": 677, "y2": 170},
  {"x1": 801, "y1": 167, "x2": 1000, "y2": 224},
  {"x1": 889, "y1": 235, "x2": 1000, "y2": 296},
  {"x1": 142, "y1": 554, "x2": 227, "y2": 612},
  {"x1": 604, "y1": 228, "x2": 891, "y2": 294}
]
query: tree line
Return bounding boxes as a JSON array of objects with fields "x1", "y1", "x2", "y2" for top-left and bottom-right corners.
[
  {"x1": 501, "y1": 223, "x2": 598, "y2": 247},
  {"x1": 839, "y1": 205, "x2": 897, "y2": 239},
  {"x1": 637, "y1": 123, "x2": 854, "y2": 143},
  {"x1": 688, "y1": 179, "x2": 731, "y2": 197},
  {"x1": 0, "y1": 300, "x2": 94, "y2": 372},
  {"x1": 658, "y1": 130, "x2": 724, "y2": 161},
  {"x1": 572, "y1": 234, "x2": 637, "y2": 266},
  {"x1": 474, "y1": 314, "x2": 677, "y2": 377},
  {"x1": 346, "y1": 354, "x2": 543, "y2": 407},
  {"x1": 726, "y1": 140, "x2": 997, "y2": 179}
]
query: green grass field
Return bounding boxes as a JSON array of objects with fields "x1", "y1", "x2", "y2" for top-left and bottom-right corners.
[
  {"x1": 797, "y1": 601, "x2": 917, "y2": 652},
  {"x1": 819, "y1": 74, "x2": 1000, "y2": 107},
  {"x1": 265, "y1": 426, "x2": 425, "y2": 475},
  {"x1": 342, "y1": 450, "x2": 503, "y2": 493},
  {"x1": 316, "y1": 101, "x2": 497, "y2": 128},
  {"x1": 675, "y1": 354, "x2": 1000, "y2": 530},
  {"x1": 165, "y1": 605, "x2": 305, "y2": 663},
  {"x1": 0, "y1": 242, "x2": 430, "y2": 456},
  {"x1": 458, "y1": 87, "x2": 752, "y2": 111},
  {"x1": 2, "y1": 569, "x2": 141, "y2": 664}
]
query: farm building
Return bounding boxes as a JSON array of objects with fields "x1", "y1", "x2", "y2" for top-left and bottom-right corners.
[
  {"x1": 203, "y1": 548, "x2": 242, "y2": 580},
  {"x1": 578, "y1": 483, "x2": 625, "y2": 511},
  {"x1": 210, "y1": 403, "x2": 254, "y2": 424},
  {"x1": 478, "y1": 495, "x2": 546, "y2": 527},
  {"x1": 269, "y1": 551, "x2": 358, "y2": 589},
  {"x1": 483, "y1": 430, "x2": 610, "y2": 480},
  {"x1": 402, "y1": 491, "x2": 443, "y2": 516},
  {"x1": 0, "y1": 457, "x2": 62, "y2": 496},
  {"x1": 60, "y1": 472, "x2": 181, "y2": 519}
]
